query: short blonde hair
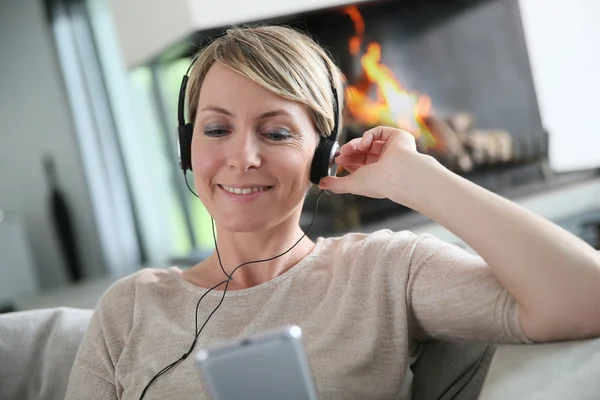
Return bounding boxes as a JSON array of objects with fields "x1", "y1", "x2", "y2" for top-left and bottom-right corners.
[{"x1": 186, "y1": 25, "x2": 344, "y2": 138}]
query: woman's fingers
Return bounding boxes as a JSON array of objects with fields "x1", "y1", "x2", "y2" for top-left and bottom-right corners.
[
  {"x1": 336, "y1": 151, "x2": 380, "y2": 168},
  {"x1": 336, "y1": 153, "x2": 365, "y2": 166},
  {"x1": 358, "y1": 126, "x2": 417, "y2": 152},
  {"x1": 339, "y1": 138, "x2": 362, "y2": 155},
  {"x1": 334, "y1": 127, "x2": 414, "y2": 176},
  {"x1": 358, "y1": 126, "x2": 396, "y2": 151},
  {"x1": 340, "y1": 140, "x2": 386, "y2": 157},
  {"x1": 341, "y1": 127, "x2": 414, "y2": 155},
  {"x1": 321, "y1": 126, "x2": 420, "y2": 199}
]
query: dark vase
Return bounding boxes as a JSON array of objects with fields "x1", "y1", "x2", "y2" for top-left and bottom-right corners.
[{"x1": 43, "y1": 155, "x2": 83, "y2": 282}]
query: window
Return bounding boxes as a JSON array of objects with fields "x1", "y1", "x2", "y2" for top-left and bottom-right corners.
[{"x1": 52, "y1": 0, "x2": 215, "y2": 273}]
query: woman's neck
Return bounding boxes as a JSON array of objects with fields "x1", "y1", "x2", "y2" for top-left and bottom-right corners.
[{"x1": 184, "y1": 222, "x2": 315, "y2": 291}]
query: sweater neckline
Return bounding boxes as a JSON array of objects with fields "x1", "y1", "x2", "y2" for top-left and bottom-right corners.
[{"x1": 168, "y1": 236, "x2": 325, "y2": 297}]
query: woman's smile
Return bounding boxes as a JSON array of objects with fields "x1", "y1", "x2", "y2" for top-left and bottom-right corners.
[{"x1": 217, "y1": 184, "x2": 273, "y2": 205}]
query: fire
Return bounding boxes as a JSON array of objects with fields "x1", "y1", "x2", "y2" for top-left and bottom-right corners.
[
  {"x1": 344, "y1": 5, "x2": 364, "y2": 56},
  {"x1": 343, "y1": 6, "x2": 436, "y2": 147}
]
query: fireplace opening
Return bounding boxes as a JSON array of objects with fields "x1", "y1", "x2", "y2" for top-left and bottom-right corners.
[
  {"x1": 287, "y1": 0, "x2": 551, "y2": 234},
  {"x1": 315, "y1": 3, "x2": 546, "y2": 175},
  {"x1": 181, "y1": 0, "x2": 558, "y2": 235}
]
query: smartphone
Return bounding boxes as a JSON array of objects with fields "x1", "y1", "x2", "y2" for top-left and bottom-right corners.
[{"x1": 195, "y1": 325, "x2": 318, "y2": 400}]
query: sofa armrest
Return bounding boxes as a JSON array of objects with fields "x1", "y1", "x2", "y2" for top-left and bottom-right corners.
[
  {"x1": 0, "y1": 307, "x2": 93, "y2": 400},
  {"x1": 479, "y1": 337, "x2": 600, "y2": 400}
]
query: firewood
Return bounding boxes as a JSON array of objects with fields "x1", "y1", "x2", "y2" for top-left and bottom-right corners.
[
  {"x1": 423, "y1": 115, "x2": 473, "y2": 171},
  {"x1": 498, "y1": 131, "x2": 513, "y2": 162},
  {"x1": 469, "y1": 130, "x2": 513, "y2": 164},
  {"x1": 468, "y1": 133, "x2": 489, "y2": 164},
  {"x1": 446, "y1": 113, "x2": 474, "y2": 142}
]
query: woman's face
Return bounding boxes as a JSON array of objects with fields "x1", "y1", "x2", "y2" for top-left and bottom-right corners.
[{"x1": 191, "y1": 62, "x2": 319, "y2": 233}]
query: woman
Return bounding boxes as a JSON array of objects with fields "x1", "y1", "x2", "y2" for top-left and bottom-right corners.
[{"x1": 66, "y1": 25, "x2": 600, "y2": 399}]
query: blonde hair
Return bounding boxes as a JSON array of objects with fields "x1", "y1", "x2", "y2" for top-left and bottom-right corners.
[{"x1": 186, "y1": 25, "x2": 344, "y2": 138}]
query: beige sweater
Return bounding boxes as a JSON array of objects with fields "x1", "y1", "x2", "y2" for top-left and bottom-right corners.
[{"x1": 65, "y1": 230, "x2": 531, "y2": 400}]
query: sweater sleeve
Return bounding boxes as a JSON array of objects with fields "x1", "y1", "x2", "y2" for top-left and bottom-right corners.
[
  {"x1": 405, "y1": 233, "x2": 533, "y2": 344},
  {"x1": 65, "y1": 274, "x2": 137, "y2": 400}
]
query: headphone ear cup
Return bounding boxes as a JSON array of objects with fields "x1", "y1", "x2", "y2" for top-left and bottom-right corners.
[
  {"x1": 178, "y1": 123, "x2": 194, "y2": 171},
  {"x1": 310, "y1": 138, "x2": 338, "y2": 185}
]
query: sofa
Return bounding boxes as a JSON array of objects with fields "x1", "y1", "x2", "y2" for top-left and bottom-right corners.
[{"x1": 0, "y1": 307, "x2": 599, "y2": 400}]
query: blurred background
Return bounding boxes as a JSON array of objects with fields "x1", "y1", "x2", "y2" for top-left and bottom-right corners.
[{"x1": 1, "y1": 0, "x2": 599, "y2": 312}]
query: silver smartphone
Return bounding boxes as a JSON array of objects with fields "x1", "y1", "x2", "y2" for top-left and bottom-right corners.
[{"x1": 195, "y1": 325, "x2": 318, "y2": 400}]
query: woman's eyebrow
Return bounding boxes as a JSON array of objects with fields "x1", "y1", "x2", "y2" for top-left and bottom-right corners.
[
  {"x1": 200, "y1": 106, "x2": 232, "y2": 116},
  {"x1": 257, "y1": 110, "x2": 292, "y2": 119},
  {"x1": 199, "y1": 107, "x2": 292, "y2": 120}
]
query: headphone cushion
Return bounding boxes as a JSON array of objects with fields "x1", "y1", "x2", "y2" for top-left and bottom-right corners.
[
  {"x1": 310, "y1": 138, "x2": 336, "y2": 185},
  {"x1": 178, "y1": 123, "x2": 194, "y2": 171}
]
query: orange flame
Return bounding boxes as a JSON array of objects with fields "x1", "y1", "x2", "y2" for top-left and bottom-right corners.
[
  {"x1": 343, "y1": 6, "x2": 364, "y2": 56},
  {"x1": 343, "y1": 6, "x2": 436, "y2": 147}
]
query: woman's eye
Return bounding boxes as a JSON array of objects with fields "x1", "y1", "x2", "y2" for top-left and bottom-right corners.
[
  {"x1": 204, "y1": 129, "x2": 228, "y2": 137},
  {"x1": 264, "y1": 130, "x2": 292, "y2": 141}
]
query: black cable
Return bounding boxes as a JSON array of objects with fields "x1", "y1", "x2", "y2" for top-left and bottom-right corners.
[
  {"x1": 139, "y1": 172, "x2": 324, "y2": 399},
  {"x1": 212, "y1": 217, "x2": 231, "y2": 278}
]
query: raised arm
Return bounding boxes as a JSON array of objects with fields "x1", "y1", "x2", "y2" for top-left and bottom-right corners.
[{"x1": 320, "y1": 126, "x2": 600, "y2": 342}]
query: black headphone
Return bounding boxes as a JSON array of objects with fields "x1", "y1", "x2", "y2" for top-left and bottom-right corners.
[{"x1": 176, "y1": 56, "x2": 341, "y2": 185}]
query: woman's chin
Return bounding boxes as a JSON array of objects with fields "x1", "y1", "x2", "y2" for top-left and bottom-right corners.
[
  {"x1": 210, "y1": 204, "x2": 304, "y2": 234},
  {"x1": 217, "y1": 216, "x2": 275, "y2": 234}
]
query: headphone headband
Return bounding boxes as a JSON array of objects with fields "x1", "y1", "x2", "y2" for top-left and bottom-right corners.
[
  {"x1": 178, "y1": 54, "x2": 340, "y2": 138},
  {"x1": 177, "y1": 76, "x2": 189, "y2": 128},
  {"x1": 329, "y1": 85, "x2": 340, "y2": 143}
]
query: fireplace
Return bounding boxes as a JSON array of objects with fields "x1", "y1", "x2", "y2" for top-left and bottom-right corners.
[
  {"x1": 294, "y1": 0, "x2": 547, "y2": 163},
  {"x1": 182, "y1": 0, "x2": 553, "y2": 235}
]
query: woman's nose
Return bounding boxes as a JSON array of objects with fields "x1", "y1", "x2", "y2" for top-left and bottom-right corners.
[{"x1": 227, "y1": 131, "x2": 261, "y2": 172}]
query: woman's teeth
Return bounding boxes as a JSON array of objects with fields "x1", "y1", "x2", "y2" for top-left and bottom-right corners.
[{"x1": 220, "y1": 185, "x2": 270, "y2": 195}]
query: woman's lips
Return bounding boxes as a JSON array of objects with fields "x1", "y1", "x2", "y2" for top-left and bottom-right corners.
[{"x1": 217, "y1": 184, "x2": 273, "y2": 204}]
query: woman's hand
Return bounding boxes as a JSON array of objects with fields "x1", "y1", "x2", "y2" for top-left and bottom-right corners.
[{"x1": 318, "y1": 126, "x2": 437, "y2": 207}]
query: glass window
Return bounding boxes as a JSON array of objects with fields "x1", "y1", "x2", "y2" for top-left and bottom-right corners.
[
  {"x1": 85, "y1": 0, "x2": 214, "y2": 267},
  {"x1": 157, "y1": 59, "x2": 215, "y2": 252}
]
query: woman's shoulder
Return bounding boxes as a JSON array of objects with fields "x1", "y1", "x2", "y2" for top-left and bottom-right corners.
[
  {"x1": 319, "y1": 229, "x2": 419, "y2": 250},
  {"x1": 316, "y1": 229, "x2": 462, "y2": 268},
  {"x1": 96, "y1": 267, "x2": 178, "y2": 310},
  {"x1": 314, "y1": 229, "x2": 425, "y2": 264}
]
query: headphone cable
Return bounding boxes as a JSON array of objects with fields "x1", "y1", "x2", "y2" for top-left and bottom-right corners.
[{"x1": 139, "y1": 173, "x2": 325, "y2": 399}]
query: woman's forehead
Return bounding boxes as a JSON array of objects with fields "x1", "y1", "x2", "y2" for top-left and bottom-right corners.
[{"x1": 198, "y1": 64, "x2": 309, "y2": 119}]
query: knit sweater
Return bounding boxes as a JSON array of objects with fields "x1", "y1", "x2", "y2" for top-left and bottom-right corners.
[{"x1": 65, "y1": 229, "x2": 531, "y2": 399}]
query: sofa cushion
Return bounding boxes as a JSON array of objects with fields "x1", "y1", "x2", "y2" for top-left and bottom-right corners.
[{"x1": 0, "y1": 307, "x2": 92, "y2": 400}]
